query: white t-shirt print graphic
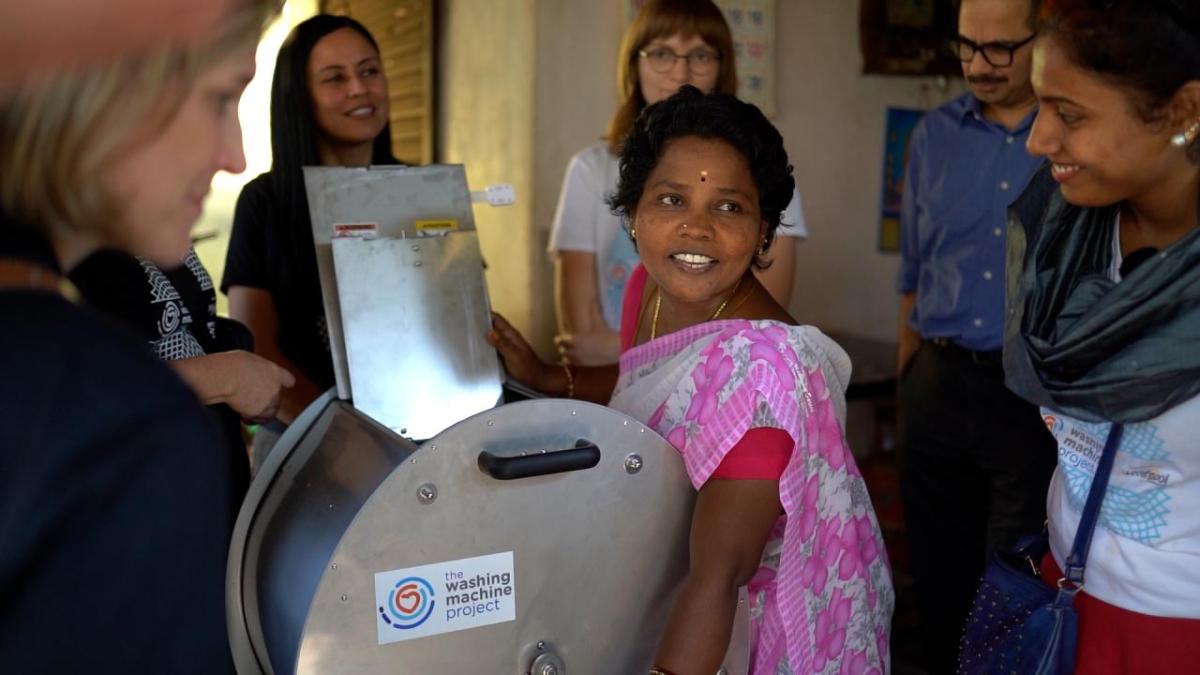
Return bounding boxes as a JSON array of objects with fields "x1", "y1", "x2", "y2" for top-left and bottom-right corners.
[{"x1": 1042, "y1": 401, "x2": 1200, "y2": 618}]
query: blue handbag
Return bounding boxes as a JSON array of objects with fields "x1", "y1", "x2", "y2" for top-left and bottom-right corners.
[{"x1": 958, "y1": 423, "x2": 1124, "y2": 675}]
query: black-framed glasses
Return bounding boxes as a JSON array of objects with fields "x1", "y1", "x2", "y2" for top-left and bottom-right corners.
[
  {"x1": 637, "y1": 47, "x2": 721, "y2": 75},
  {"x1": 947, "y1": 34, "x2": 1036, "y2": 67}
]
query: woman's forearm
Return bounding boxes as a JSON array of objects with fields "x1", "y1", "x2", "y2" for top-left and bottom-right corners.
[
  {"x1": 654, "y1": 574, "x2": 739, "y2": 675},
  {"x1": 170, "y1": 355, "x2": 233, "y2": 405}
]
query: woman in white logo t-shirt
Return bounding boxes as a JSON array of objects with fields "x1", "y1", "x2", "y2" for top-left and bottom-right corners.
[{"x1": 1007, "y1": 1, "x2": 1200, "y2": 671}]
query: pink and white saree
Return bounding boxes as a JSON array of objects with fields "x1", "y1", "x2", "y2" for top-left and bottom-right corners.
[{"x1": 609, "y1": 319, "x2": 893, "y2": 674}]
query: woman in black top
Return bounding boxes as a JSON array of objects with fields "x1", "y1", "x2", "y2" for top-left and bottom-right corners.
[
  {"x1": 224, "y1": 14, "x2": 399, "y2": 431},
  {"x1": 0, "y1": 1, "x2": 277, "y2": 672}
]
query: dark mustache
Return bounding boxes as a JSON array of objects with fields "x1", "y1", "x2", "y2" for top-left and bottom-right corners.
[{"x1": 967, "y1": 75, "x2": 1007, "y2": 85}]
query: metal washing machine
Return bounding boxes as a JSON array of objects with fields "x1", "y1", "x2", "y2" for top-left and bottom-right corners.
[{"x1": 225, "y1": 166, "x2": 748, "y2": 674}]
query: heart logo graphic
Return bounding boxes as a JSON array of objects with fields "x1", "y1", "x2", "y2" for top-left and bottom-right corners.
[{"x1": 397, "y1": 586, "x2": 421, "y2": 614}]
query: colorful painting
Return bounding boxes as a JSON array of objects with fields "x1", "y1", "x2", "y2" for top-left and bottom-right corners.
[{"x1": 879, "y1": 107, "x2": 924, "y2": 253}]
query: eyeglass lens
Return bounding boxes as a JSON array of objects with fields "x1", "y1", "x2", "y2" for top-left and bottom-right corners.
[
  {"x1": 643, "y1": 48, "x2": 719, "y2": 74},
  {"x1": 950, "y1": 39, "x2": 1016, "y2": 67}
]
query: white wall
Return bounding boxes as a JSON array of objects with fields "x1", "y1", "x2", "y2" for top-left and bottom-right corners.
[
  {"x1": 438, "y1": 0, "x2": 552, "y2": 353},
  {"x1": 775, "y1": 0, "x2": 963, "y2": 342}
]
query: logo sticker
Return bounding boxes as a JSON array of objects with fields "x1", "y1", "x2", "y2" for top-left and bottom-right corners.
[
  {"x1": 374, "y1": 551, "x2": 515, "y2": 644},
  {"x1": 379, "y1": 576, "x2": 436, "y2": 630}
]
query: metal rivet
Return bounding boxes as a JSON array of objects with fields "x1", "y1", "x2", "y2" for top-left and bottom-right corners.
[
  {"x1": 417, "y1": 483, "x2": 438, "y2": 504},
  {"x1": 487, "y1": 419, "x2": 494, "y2": 426},
  {"x1": 570, "y1": 410, "x2": 577, "y2": 416},
  {"x1": 414, "y1": 261, "x2": 423, "y2": 267},
  {"x1": 331, "y1": 563, "x2": 338, "y2": 570},
  {"x1": 624, "y1": 454, "x2": 643, "y2": 474},
  {"x1": 622, "y1": 420, "x2": 628, "y2": 426},
  {"x1": 327, "y1": 503, "x2": 335, "y2": 510},
  {"x1": 536, "y1": 641, "x2": 546, "y2": 651},
  {"x1": 411, "y1": 245, "x2": 420, "y2": 252},
  {"x1": 340, "y1": 594, "x2": 349, "y2": 602},
  {"x1": 400, "y1": 428, "x2": 408, "y2": 435}
]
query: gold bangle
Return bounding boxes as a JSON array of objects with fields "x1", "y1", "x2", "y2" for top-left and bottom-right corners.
[{"x1": 560, "y1": 360, "x2": 575, "y2": 399}]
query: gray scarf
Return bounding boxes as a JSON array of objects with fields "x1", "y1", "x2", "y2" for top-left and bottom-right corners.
[{"x1": 1004, "y1": 167, "x2": 1200, "y2": 423}]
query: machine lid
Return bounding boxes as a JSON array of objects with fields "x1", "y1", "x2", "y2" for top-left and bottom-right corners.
[{"x1": 290, "y1": 399, "x2": 746, "y2": 674}]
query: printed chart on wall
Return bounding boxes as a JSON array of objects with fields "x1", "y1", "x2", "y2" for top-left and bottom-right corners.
[
  {"x1": 879, "y1": 108, "x2": 924, "y2": 253},
  {"x1": 625, "y1": 0, "x2": 776, "y2": 115}
]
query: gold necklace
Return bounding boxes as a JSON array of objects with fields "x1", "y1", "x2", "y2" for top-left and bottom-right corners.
[{"x1": 650, "y1": 276, "x2": 744, "y2": 340}]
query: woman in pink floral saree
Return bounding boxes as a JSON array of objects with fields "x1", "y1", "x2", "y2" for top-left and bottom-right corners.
[{"x1": 489, "y1": 86, "x2": 892, "y2": 674}]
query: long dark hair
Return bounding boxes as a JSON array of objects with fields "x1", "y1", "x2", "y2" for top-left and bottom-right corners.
[
  {"x1": 266, "y1": 14, "x2": 400, "y2": 294},
  {"x1": 270, "y1": 14, "x2": 397, "y2": 174}
]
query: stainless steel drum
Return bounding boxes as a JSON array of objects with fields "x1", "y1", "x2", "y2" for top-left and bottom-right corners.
[
  {"x1": 228, "y1": 395, "x2": 750, "y2": 674},
  {"x1": 228, "y1": 164, "x2": 749, "y2": 674}
]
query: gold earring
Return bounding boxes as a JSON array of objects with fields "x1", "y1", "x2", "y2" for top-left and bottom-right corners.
[{"x1": 630, "y1": 226, "x2": 637, "y2": 240}]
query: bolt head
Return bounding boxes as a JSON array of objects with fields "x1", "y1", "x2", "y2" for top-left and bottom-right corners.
[
  {"x1": 624, "y1": 454, "x2": 644, "y2": 474},
  {"x1": 417, "y1": 483, "x2": 438, "y2": 504}
]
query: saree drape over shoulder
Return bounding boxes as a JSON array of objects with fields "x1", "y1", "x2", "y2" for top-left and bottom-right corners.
[{"x1": 609, "y1": 319, "x2": 894, "y2": 675}]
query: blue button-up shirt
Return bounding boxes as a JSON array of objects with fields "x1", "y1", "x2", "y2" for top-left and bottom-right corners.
[{"x1": 898, "y1": 93, "x2": 1041, "y2": 351}]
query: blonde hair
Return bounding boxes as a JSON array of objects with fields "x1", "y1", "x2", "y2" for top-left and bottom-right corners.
[
  {"x1": 606, "y1": 0, "x2": 737, "y2": 155},
  {"x1": 0, "y1": 0, "x2": 279, "y2": 237}
]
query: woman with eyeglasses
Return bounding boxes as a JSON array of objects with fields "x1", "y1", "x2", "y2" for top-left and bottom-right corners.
[
  {"x1": 548, "y1": 0, "x2": 808, "y2": 367},
  {"x1": 1004, "y1": 0, "x2": 1200, "y2": 670}
]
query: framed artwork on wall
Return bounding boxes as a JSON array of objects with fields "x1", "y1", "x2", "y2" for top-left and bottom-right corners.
[
  {"x1": 624, "y1": 0, "x2": 777, "y2": 115},
  {"x1": 860, "y1": 0, "x2": 961, "y2": 77}
]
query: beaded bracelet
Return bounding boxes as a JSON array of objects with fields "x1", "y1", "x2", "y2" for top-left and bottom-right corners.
[{"x1": 560, "y1": 360, "x2": 575, "y2": 399}]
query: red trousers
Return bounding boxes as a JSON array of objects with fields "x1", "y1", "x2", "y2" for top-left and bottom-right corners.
[{"x1": 1040, "y1": 552, "x2": 1200, "y2": 674}]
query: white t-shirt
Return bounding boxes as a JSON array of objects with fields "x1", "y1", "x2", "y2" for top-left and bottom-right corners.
[
  {"x1": 547, "y1": 142, "x2": 809, "y2": 330},
  {"x1": 1042, "y1": 217, "x2": 1200, "y2": 618}
]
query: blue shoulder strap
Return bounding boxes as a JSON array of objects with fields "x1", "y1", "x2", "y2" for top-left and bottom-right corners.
[{"x1": 1062, "y1": 423, "x2": 1124, "y2": 587}]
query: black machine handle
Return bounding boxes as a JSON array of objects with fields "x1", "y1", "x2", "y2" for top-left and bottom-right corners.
[{"x1": 477, "y1": 439, "x2": 600, "y2": 480}]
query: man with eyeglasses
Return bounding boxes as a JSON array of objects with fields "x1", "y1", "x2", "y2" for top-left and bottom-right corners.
[{"x1": 895, "y1": 0, "x2": 1057, "y2": 672}]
